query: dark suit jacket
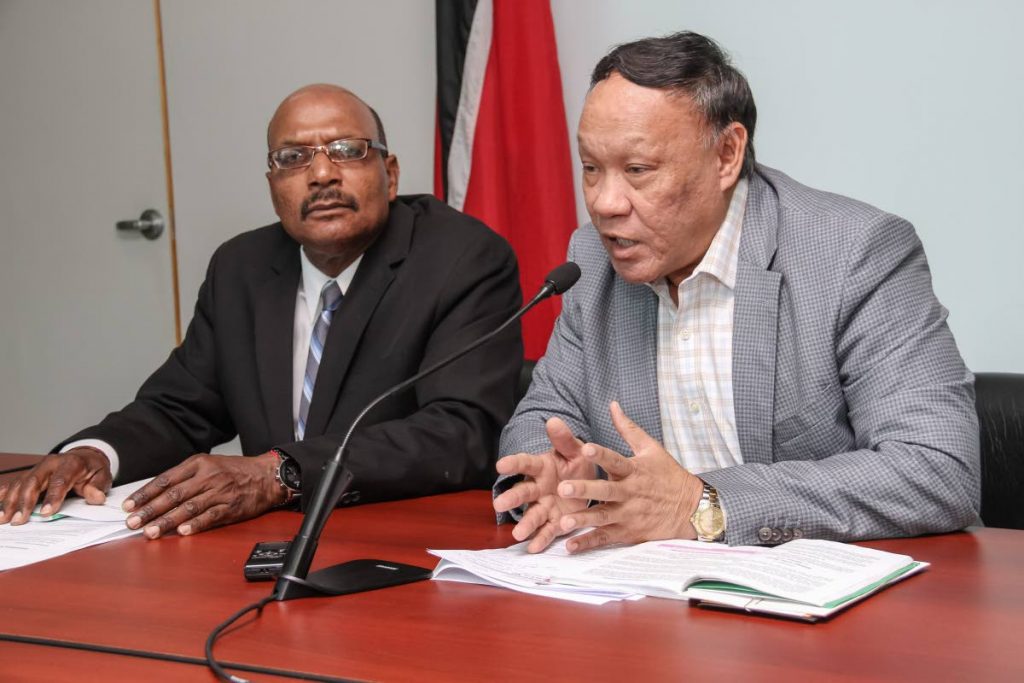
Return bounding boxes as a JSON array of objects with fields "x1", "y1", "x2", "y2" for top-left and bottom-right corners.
[{"x1": 61, "y1": 195, "x2": 524, "y2": 508}]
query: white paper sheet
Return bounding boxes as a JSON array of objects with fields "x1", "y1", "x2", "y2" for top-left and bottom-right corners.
[
  {"x1": 431, "y1": 532, "x2": 646, "y2": 604},
  {"x1": 0, "y1": 478, "x2": 152, "y2": 571}
]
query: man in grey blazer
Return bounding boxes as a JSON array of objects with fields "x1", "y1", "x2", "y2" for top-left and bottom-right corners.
[{"x1": 494, "y1": 32, "x2": 978, "y2": 551}]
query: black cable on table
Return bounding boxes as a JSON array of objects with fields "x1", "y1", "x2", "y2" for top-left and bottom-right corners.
[{"x1": 0, "y1": 629, "x2": 356, "y2": 682}]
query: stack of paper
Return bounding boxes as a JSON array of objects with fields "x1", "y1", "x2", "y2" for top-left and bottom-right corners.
[
  {"x1": 0, "y1": 479, "x2": 150, "y2": 571},
  {"x1": 430, "y1": 534, "x2": 927, "y2": 620},
  {"x1": 431, "y1": 534, "x2": 645, "y2": 605}
]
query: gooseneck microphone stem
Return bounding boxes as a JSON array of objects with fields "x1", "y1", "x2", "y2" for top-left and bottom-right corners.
[
  {"x1": 342, "y1": 283, "x2": 551, "y2": 462},
  {"x1": 273, "y1": 262, "x2": 581, "y2": 601}
]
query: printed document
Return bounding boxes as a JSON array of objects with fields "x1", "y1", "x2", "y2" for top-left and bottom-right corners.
[
  {"x1": 0, "y1": 478, "x2": 151, "y2": 571},
  {"x1": 431, "y1": 534, "x2": 927, "y2": 619}
]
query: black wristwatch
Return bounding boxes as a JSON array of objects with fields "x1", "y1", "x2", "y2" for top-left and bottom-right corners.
[{"x1": 272, "y1": 449, "x2": 302, "y2": 503}]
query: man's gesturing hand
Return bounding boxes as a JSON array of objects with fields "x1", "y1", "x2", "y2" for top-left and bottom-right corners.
[
  {"x1": 0, "y1": 447, "x2": 111, "y2": 525},
  {"x1": 123, "y1": 452, "x2": 287, "y2": 539},
  {"x1": 492, "y1": 417, "x2": 597, "y2": 553},
  {"x1": 556, "y1": 401, "x2": 705, "y2": 553}
]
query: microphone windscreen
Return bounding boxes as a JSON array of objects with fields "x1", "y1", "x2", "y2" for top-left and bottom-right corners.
[{"x1": 544, "y1": 262, "x2": 581, "y2": 295}]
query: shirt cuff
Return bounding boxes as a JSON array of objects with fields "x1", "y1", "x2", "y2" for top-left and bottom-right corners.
[{"x1": 60, "y1": 439, "x2": 119, "y2": 479}]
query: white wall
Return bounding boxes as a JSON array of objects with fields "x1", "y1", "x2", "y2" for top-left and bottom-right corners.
[{"x1": 551, "y1": 0, "x2": 1024, "y2": 372}]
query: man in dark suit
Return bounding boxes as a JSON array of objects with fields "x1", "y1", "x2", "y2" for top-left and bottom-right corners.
[{"x1": 0, "y1": 84, "x2": 523, "y2": 538}]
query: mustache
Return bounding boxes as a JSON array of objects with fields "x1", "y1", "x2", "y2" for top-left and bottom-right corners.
[{"x1": 301, "y1": 187, "x2": 359, "y2": 219}]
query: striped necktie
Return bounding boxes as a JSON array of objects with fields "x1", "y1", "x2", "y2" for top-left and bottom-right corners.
[{"x1": 296, "y1": 280, "x2": 343, "y2": 440}]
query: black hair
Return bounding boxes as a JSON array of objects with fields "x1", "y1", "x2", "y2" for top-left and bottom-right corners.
[{"x1": 591, "y1": 31, "x2": 757, "y2": 178}]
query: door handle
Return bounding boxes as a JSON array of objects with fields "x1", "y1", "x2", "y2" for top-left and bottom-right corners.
[{"x1": 116, "y1": 209, "x2": 164, "y2": 240}]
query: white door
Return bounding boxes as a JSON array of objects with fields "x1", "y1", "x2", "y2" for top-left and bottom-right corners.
[{"x1": 0, "y1": 1, "x2": 177, "y2": 452}]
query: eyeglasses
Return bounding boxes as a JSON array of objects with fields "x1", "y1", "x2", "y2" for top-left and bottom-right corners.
[{"x1": 267, "y1": 137, "x2": 388, "y2": 170}]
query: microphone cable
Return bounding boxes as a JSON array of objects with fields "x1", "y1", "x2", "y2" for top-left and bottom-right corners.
[
  {"x1": 205, "y1": 594, "x2": 276, "y2": 683},
  {"x1": 203, "y1": 590, "x2": 355, "y2": 683},
  {"x1": 0, "y1": 626, "x2": 353, "y2": 682}
]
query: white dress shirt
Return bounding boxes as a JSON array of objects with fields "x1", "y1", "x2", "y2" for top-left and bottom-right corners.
[{"x1": 647, "y1": 178, "x2": 748, "y2": 474}]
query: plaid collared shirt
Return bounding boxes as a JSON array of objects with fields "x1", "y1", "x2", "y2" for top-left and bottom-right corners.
[{"x1": 647, "y1": 178, "x2": 748, "y2": 474}]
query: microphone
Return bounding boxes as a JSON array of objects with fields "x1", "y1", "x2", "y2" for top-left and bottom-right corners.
[
  {"x1": 539, "y1": 260, "x2": 582, "y2": 297},
  {"x1": 272, "y1": 261, "x2": 581, "y2": 601}
]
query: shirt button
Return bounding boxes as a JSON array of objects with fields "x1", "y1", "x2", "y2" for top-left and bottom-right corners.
[
  {"x1": 689, "y1": 401, "x2": 700, "y2": 414},
  {"x1": 758, "y1": 527, "x2": 773, "y2": 542},
  {"x1": 680, "y1": 328, "x2": 691, "y2": 340},
  {"x1": 781, "y1": 529, "x2": 793, "y2": 542}
]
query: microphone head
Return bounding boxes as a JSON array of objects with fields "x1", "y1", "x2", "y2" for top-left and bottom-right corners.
[{"x1": 544, "y1": 262, "x2": 581, "y2": 295}]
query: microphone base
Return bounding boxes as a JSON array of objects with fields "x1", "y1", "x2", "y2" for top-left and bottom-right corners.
[{"x1": 274, "y1": 559, "x2": 431, "y2": 601}]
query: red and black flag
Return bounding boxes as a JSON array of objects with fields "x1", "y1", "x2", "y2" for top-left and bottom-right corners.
[{"x1": 435, "y1": 0, "x2": 577, "y2": 360}]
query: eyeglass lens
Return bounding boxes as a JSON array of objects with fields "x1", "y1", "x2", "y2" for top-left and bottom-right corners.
[{"x1": 270, "y1": 138, "x2": 371, "y2": 169}]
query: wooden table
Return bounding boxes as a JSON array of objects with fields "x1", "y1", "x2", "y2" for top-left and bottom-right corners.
[
  {"x1": 1, "y1": 453, "x2": 1021, "y2": 682},
  {"x1": 0, "y1": 453, "x2": 43, "y2": 475}
]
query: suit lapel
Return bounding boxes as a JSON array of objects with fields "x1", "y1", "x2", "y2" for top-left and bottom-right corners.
[
  {"x1": 733, "y1": 172, "x2": 782, "y2": 465},
  {"x1": 304, "y1": 201, "x2": 414, "y2": 436},
  {"x1": 254, "y1": 233, "x2": 301, "y2": 444},
  {"x1": 613, "y1": 276, "x2": 663, "y2": 445}
]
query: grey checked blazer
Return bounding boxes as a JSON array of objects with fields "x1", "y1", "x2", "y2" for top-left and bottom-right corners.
[{"x1": 498, "y1": 165, "x2": 980, "y2": 545}]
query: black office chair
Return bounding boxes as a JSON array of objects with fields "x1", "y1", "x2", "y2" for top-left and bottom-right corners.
[{"x1": 975, "y1": 373, "x2": 1024, "y2": 530}]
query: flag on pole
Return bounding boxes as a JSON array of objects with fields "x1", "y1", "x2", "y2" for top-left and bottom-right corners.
[{"x1": 435, "y1": 0, "x2": 577, "y2": 360}]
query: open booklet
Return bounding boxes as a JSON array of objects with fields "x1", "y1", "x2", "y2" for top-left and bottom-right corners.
[
  {"x1": 0, "y1": 478, "x2": 152, "y2": 572},
  {"x1": 430, "y1": 534, "x2": 927, "y2": 620}
]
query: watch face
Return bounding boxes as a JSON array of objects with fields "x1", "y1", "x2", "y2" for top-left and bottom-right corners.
[
  {"x1": 695, "y1": 503, "x2": 725, "y2": 539},
  {"x1": 280, "y1": 458, "x2": 302, "y2": 491}
]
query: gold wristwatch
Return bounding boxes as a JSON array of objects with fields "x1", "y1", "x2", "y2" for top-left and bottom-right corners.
[{"x1": 690, "y1": 481, "x2": 726, "y2": 542}]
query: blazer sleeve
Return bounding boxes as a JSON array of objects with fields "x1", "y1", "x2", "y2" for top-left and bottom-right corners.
[
  {"x1": 701, "y1": 213, "x2": 980, "y2": 544},
  {"x1": 492, "y1": 233, "x2": 598, "y2": 520},
  {"x1": 283, "y1": 231, "x2": 524, "y2": 507}
]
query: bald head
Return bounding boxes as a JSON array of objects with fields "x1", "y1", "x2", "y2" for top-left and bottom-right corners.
[{"x1": 267, "y1": 84, "x2": 387, "y2": 150}]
